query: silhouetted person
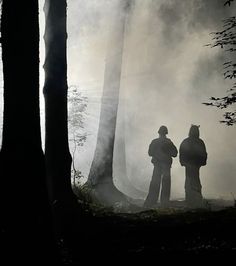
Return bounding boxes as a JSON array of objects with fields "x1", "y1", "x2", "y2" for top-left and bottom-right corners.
[
  {"x1": 179, "y1": 125, "x2": 207, "y2": 207},
  {"x1": 144, "y1": 126, "x2": 178, "y2": 208}
]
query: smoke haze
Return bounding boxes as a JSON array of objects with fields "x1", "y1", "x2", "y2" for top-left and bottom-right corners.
[
  {"x1": 0, "y1": 0, "x2": 236, "y2": 200},
  {"x1": 65, "y1": 0, "x2": 236, "y2": 200}
]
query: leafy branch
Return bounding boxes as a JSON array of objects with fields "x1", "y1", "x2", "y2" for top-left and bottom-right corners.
[
  {"x1": 224, "y1": 0, "x2": 235, "y2": 6},
  {"x1": 204, "y1": 3, "x2": 236, "y2": 125},
  {"x1": 68, "y1": 86, "x2": 88, "y2": 184}
]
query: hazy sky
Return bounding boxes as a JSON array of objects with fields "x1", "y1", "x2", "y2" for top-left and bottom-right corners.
[{"x1": 1, "y1": 0, "x2": 236, "y2": 200}]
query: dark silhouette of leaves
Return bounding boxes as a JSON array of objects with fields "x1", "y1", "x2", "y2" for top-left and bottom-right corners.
[
  {"x1": 205, "y1": 2, "x2": 236, "y2": 125},
  {"x1": 224, "y1": 0, "x2": 235, "y2": 6}
]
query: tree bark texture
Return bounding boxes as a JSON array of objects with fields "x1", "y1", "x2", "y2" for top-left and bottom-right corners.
[
  {"x1": 88, "y1": 1, "x2": 129, "y2": 187},
  {"x1": 43, "y1": 0, "x2": 74, "y2": 205},
  {"x1": 0, "y1": 0, "x2": 59, "y2": 264}
]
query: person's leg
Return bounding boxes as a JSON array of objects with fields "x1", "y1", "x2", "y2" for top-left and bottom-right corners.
[
  {"x1": 144, "y1": 164, "x2": 162, "y2": 207},
  {"x1": 185, "y1": 166, "x2": 191, "y2": 205},
  {"x1": 185, "y1": 165, "x2": 202, "y2": 207},
  {"x1": 160, "y1": 164, "x2": 171, "y2": 206},
  {"x1": 191, "y1": 166, "x2": 203, "y2": 206}
]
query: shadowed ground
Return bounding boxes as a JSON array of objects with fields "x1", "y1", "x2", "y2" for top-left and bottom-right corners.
[{"x1": 59, "y1": 197, "x2": 236, "y2": 264}]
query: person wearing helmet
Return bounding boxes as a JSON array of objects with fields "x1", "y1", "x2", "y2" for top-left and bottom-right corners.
[
  {"x1": 144, "y1": 126, "x2": 178, "y2": 208},
  {"x1": 179, "y1": 125, "x2": 207, "y2": 207}
]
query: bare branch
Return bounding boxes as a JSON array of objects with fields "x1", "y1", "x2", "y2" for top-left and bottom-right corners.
[{"x1": 224, "y1": 0, "x2": 235, "y2": 6}]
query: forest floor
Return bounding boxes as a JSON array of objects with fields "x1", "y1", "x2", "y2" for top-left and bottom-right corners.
[{"x1": 60, "y1": 195, "x2": 236, "y2": 264}]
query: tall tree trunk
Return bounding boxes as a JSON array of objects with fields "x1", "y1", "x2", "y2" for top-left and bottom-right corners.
[
  {"x1": 43, "y1": 0, "x2": 78, "y2": 239},
  {"x1": 0, "y1": 0, "x2": 58, "y2": 264},
  {"x1": 114, "y1": 98, "x2": 145, "y2": 199},
  {"x1": 87, "y1": 1, "x2": 131, "y2": 205},
  {"x1": 43, "y1": 0, "x2": 75, "y2": 204},
  {"x1": 114, "y1": 133, "x2": 146, "y2": 199}
]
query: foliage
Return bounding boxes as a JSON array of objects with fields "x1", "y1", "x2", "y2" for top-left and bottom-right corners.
[
  {"x1": 72, "y1": 182, "x2": 116, "y2": 215},
  {"x1": 68, "y1": 85, "x2": 88, "y2": 146},
  {"x1": 204, "y1": 3, "x2": 236, "y2": 125},
  {"x1": 68, "y1": 86, "x2": 88, "y2": 182}
]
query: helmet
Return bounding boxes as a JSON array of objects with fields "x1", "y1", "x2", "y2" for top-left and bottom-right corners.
[{"x1": 158, "y1": 125, "x2": 168, "y2": 135}]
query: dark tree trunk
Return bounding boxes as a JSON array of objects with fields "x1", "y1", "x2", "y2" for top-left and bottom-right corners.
[
  {"x1": 0, "y1": 0, "x2": 59, "y2": 264},
  {"x1": 87, "y1": 1, "x2": 132, "y2": 205},
  {"x1": 43, "y1": 0, "x2": 78, "y2": 236}
]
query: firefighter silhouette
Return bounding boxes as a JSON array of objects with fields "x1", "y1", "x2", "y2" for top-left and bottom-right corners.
[
  {"x1": 179, "y1": 125, "x2": 207, "y2": 207},
  {"x1": 144, "y1": 126, "x2": 178, "y2": 208}
]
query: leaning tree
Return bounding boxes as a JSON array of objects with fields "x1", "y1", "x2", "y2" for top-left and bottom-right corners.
[{"x1": 87, "y1": 0, "x2": 133, "y2": 205}]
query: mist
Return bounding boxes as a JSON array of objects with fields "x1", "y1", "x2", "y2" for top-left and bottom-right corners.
[
  {"x1": 1, "y1": 0, "x2": 236, "y2": 201},
  {"x1": 65, "y1": 0, "x2": 236, "y2": 200}
]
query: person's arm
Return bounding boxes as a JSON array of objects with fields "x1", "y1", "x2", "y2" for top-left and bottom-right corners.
[
  {"x1": 179, "y1": 141, "x2": 186, "y2": 166},
  {"x1": 199, "y1": 140, "x2": 207, "y2": 166},
  {"x1": 170, "y1": 141, "x2": 178, "y2": 158},
  {"x1": 148, "y1": 140, "x2": 155, "y2": 157}
]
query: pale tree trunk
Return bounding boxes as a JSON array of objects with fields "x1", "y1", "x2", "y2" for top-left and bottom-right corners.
[
  {"x1": 0, "y1": 0, "x2": 59, "y2": 263},
  {"x1": 114, "y1": 127, "x2": 146, "y2": 199},
  {"x1": 114, "y1": 97, "x2": 145, "y2": 199},
  {"x1": 87, "y1": 1, "x2": 132, "y2": 205}
]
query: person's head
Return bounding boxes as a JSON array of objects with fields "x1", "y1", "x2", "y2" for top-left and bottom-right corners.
[
  {"x1": 189, "y1": 125, "x2": 200, "y2": 138},
  {"x1": 158, "y1": 125, "x2": 168, "y2": 137}
]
